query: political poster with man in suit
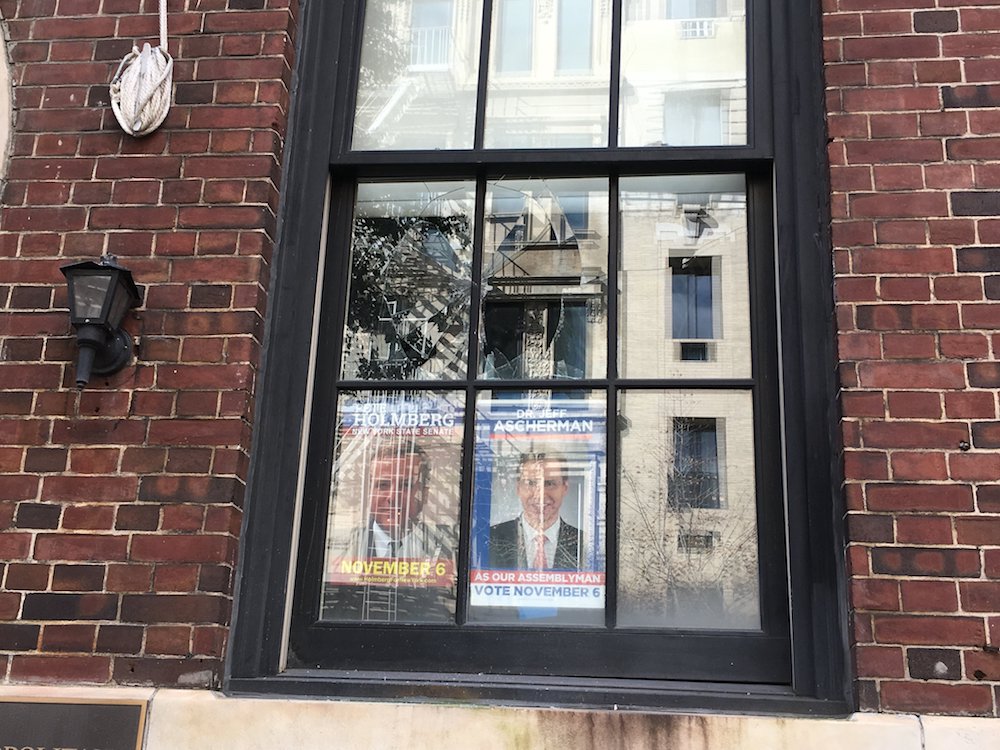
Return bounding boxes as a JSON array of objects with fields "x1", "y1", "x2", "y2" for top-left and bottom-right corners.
[{"x1": 469, "y1": 396, "x2": 606, "y2": 625}]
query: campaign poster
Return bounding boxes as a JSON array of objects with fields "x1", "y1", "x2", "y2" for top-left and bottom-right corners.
[
  {"x1": 321, "y1": 391, "x2": 464, "y2": 624},
  {"x1": 468, "y1": 395, "x2": 607, "y2": 624}
]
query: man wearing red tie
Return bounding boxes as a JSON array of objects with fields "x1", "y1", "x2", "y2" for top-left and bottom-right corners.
[{"x1": 487, "y1": 453, "x2": 582, "y2": 571}]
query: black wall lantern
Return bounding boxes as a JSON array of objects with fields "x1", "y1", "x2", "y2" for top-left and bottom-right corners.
[{"x1": 61, "y1": 255, "x2": 143, "y2": 389}]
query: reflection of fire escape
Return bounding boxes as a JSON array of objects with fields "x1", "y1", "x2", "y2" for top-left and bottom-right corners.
[
  {"x1": 483, "y1": 192, "x2": 603, "y2": 380},
  {"x1": 379, "y1": 225, "x2": 470, "y2": 379}
]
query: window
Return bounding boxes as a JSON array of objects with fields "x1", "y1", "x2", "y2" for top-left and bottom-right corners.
[{"x1": 230, "y1": 0, "x2": 847, "y2": 712}]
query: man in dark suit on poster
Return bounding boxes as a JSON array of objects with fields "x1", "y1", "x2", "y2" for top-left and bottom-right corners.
[
  {"x1": 488, "y1": 452, "x2": 582, "y2": 571},
  {"x1": 324, "y1": 445, "x2": 457, "y2": 623}
]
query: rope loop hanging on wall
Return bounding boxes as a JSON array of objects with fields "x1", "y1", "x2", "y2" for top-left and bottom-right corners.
[{"x1": 110, "y1": 0, "x2": 173, "y2": 138}]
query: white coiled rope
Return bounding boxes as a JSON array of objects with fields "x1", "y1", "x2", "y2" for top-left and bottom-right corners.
[{"x1": 110, "y1": 0, "x2": 173, "y2": 137}]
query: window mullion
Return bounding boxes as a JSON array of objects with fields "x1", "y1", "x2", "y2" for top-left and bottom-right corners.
[
  {"x1": 608, "y1": 0, "x2": 624, "y2": 148},
  {"x1": 455, "y1": 177, "x2": 489, "y2": 624},
  {"x1": 474, "y1": 0, "x2": 495, "y2": 151},
  {"x1": 605, "y1": 175, "x2": 620, "y2": 629}
]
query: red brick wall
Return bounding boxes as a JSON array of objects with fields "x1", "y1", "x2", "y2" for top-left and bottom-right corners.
[
  {"x1": 0, "y1": 0, "x2": 296, "y2": 686},
  {"x1": 825, "y1": 0, "x2": 1000, "y2": 716}
]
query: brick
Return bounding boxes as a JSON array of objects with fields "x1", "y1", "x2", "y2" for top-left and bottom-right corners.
[
  {"x1": 121, "y1": 594, "x2": 227, "y2": 624},
  {"x1": 871, "y1": 547, "x2": 981, "y2": 578},
  {"x1": 908, "y1": 648, "x2": 962, "y2": 681},
  {"x1": 863, "y1": 422, "x2": 969, "y2": 450},
  {"x1": 113, "y1": 657, "x2": 219, "y2": 687},
  {"x1": 901, "y1": 580, "x2": 959, "y2": 613},
  {"x1": 874, "y1": 615, "x2": 985, "y2": 647},
  {"x1": 34, "y1": 534, "x2": 128, "y2": 562},
  {"x1": 979, "y1": 486, "x2": 1000, "y2": 513},
  {"x1": 14, "y1": 502, "x2": 61, "y2": 529},
  {"x1": 866, "y1": 483, "x2": 974, "y2": 512},
  {"x1": 972, "y1": 421, "x2": 1000, "y2": 448},
  {"x1": 51, "y1": 564, "x2": 105, "y2": 592},
  {"x1": 10, "y1": 655, "x2": 112, "y2": 684},
  {"x1": 965, "y1": 650, "x2": 1000, "y2": 682},
  {"x1": 41, "y1": 623, "x2": 97, "y2": 652},
  {"x1": 856, "y1": 645, "x2": 904, "y2": 678},
  {"x1": 960, "y1": 582, "x2": 1000, "y2": 612},
  {"x1": 886, "y1": 391, "x2": 943, "y2": 419},
  {"x1": 958, "y1": 247, "x2": 1000, "y2": 272},
  {"x1": 852, "y1": 578, "x2": 900, "y2": 611},
  {"x1": 21, "y1": 593, "x2": 118, "y2": 621},
  {"x1": 890, "y1": 453, "x2": 947, "y2": 481},
  {"x1": 969, "y1": 363, "x2": 1000, "y2": 388},
  {"x1": 0, "y1": 624, "x2": 40, "y2": 651}
]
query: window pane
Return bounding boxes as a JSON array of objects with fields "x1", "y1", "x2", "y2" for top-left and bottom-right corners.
[
  {"x1": 480, "y1": 179, "x2": 608, "y2": 380},
  {"x1": 619, "y1": 174, "x2": 750, "y2": 379},
  {"x1": 352, "y1": 0, "x2": 484, "y2": 150},
  {"x1": 485, "y1": 0, "x2": 611, "y2": 147},
  {"x1": 468, "y1": 392, "x2": 607, "y2": 626},
  {"x1": 617, "y1": 389, "x2": 760, "y2": 630},
  {"x1": 321, "y1": 391, "x2": 465, "y2": 624},
  {"x1": 619, "y1": 0, "x2": 746, "y2": 147},
  {"x1": 341, "y1": 182, "x2": 475, "y2": 381}
]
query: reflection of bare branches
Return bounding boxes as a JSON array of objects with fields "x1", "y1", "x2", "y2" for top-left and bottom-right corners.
[{"x1": 618, "y1": 415, "x2": 759, "y2": 629}]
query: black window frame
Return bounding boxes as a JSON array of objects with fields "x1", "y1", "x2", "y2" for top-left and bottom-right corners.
[{"x1": 227, "y1": 0, "x2": 849, "y2": 714}]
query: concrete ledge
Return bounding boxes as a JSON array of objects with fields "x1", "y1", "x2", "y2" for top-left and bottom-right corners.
[
  {"x1": 4, "y1": 686, "x2": 997, "y2": 749},
  {"x1": 923, "y1": 716, "x2": 1000, "y2": 750},
  {"x1": 146, "y1": 689, "x2": 920, "y2": 750}
]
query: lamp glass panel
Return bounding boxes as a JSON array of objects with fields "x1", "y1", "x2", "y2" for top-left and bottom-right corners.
[
  {"x1": 106, "y1": 273, "x2": 134, "y2": 328},
  {"x1": 71, "y1": 274, "x2": 112, "y2": 321}
]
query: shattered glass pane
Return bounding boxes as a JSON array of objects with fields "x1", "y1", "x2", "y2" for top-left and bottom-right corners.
[
  {"x1": 617, "y1": 389, "x2": 760, "y2": 630},
  {"x1": 480, "y1": 179, "x2": 608, "y2": 380},
  {"x1": 341, "y1": 182, "x2": 475, "y2": 381}
]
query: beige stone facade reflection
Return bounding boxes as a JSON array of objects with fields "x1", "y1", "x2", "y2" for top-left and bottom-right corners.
[
  {"x1": 620, "y1": 176, "x2": 751, "y2": 379},
  {"x1": 621, "y1": 1, "x2": 748, "y2": 147},
  {"x1": 618, "y1": 389, "x2": 759, "y2": 629}
]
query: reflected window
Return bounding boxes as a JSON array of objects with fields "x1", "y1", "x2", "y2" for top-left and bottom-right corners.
[
  {"x1": 496, "y1": 0, "x2": 533, "y2": 73},
  {"x1": 557, "y1": 0, "x2": 593, "y2": 72},
  {"x1": 668, "y1": 417, "x2": 721, "y2": 509},
  {"x1": 663, "y1": 90, "x2": 724, "y2": 146},
  {"x1": 410, "y1": 0, "x2": 452, "y2": 68}
]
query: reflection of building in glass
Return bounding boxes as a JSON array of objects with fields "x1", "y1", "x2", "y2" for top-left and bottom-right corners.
[
  {"x1": 340, "y1": 183, "x2": 475, "y2": 381},
  {"x1": 480, "y1": 180, "x2": 608, "y2": 380},
  {"x1": 621, "y1": 0, "x2": 747, "y2": 147},
  {"x1": 620, "y1": 175, "x2": 750, "y2": 380},
  {"x1": 485, "y1": 0, "x2": 612, "y2": 147},
  {"x1": 617, "y1": 390, "x2": 758, "y2": 630},
  {"x1": 353, "y1": 0, "x2": 484, "y2": 150}
]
